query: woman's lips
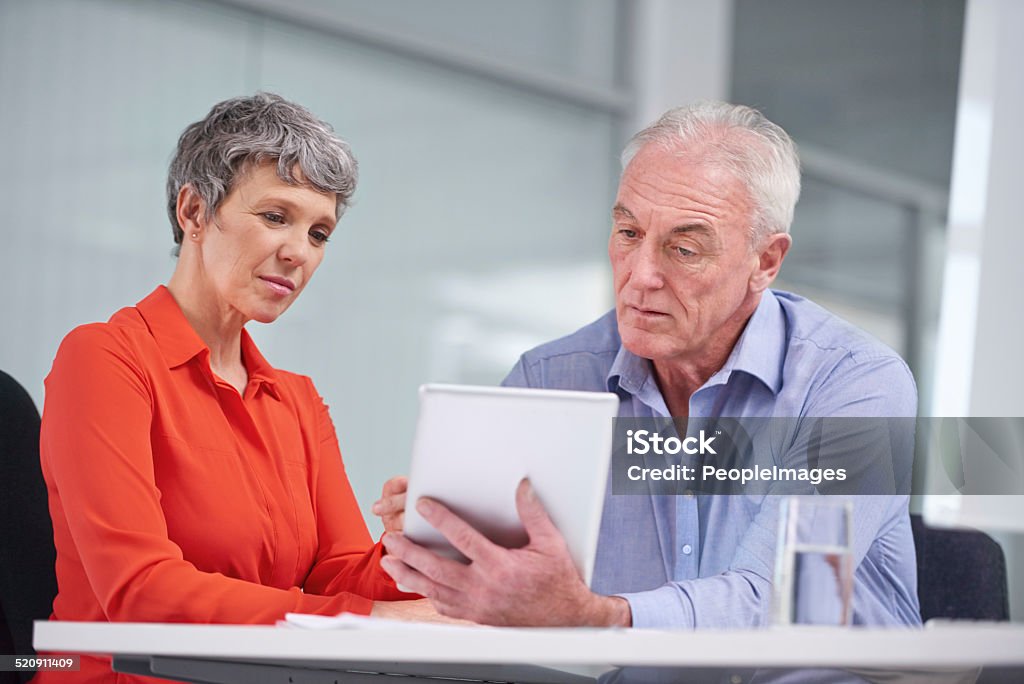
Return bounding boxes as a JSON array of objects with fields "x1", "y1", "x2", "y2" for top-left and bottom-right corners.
[{"x1": 259, "y1": 275, "x2": 295, "y2": 296}]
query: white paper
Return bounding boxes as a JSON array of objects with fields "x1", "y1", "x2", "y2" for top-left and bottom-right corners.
[{"x1": 279, "y1": 611, "x2": 486, "y2": 632}]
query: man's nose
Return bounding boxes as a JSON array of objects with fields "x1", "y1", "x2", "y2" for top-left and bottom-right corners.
[{"x1": 628, "y1": 243, "x2": 665, "y2": 290}]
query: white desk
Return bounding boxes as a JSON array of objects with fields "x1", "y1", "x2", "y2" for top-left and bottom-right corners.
[{"x1": 34, "y1": 620, "x2": 1024, "y2": 683}]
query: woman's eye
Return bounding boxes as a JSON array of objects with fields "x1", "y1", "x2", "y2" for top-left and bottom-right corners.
[
  {"x1": 263, "y1": 212, "x2": 285, "y2": 224},
  {"x1": 310, "y1": 229, "x2": 330, "y2": 245}
]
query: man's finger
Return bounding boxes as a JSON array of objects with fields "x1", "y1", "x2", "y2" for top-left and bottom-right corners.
[
  {"x1": 416, "y1": 497, "x2": 502, "y2": 565},
  {"x1": 382, "y1": 532, "x2": 471, "y2": 589},
  {"x1": 514, "y1": 479, "x2": 561, "y2": 544},
  {"x1": 380, "y1": 556, "x2": 439, "y2": 599}
]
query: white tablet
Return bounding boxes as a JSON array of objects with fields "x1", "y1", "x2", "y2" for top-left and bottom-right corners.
[{"x1": 403, "y1": 384, "x2": 619, "y2": 587}]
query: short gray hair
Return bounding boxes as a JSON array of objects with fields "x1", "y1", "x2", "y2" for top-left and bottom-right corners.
[
  {"x1": 166, "y1": 92, "x2": 357, "y2": 253},
  {"x1": 622, "y1": 101, "x2": 801, "y2": 243}
]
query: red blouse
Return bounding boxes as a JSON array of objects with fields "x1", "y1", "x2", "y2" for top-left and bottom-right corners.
[{"x1": 38, "y1": 286, "x2": 409, "y2": 682}]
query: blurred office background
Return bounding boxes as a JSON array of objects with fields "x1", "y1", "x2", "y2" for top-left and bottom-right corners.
[{"x1": 1, "y1": 0, "x2": 1020, "y2": 616}]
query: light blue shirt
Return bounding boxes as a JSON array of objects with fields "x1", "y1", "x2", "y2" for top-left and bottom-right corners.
[{"x1": 503, "y1": 290, "x2": 921, "y2": 629}]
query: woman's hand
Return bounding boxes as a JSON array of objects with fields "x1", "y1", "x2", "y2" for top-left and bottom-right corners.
[
  {"x1": 372, "y1": 475, "x2": 408, "y2": 535},
  {"x1": 370, "y1": 598, "x2": 473, "y2": 625}
]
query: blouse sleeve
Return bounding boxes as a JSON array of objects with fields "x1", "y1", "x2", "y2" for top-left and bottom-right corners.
[
  {"x1": 301, "y1": 379, "x2": 417, "y2": 601},
  {"x1": 41, "y1": 325, "x2": 392, "y2": 623}
]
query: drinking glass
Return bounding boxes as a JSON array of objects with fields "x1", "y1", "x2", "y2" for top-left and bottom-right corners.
[{"x1": 772, "y1": 496, "x2": 854, "y2": 626}]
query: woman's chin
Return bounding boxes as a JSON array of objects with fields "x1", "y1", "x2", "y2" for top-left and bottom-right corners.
[{"x1": 248, "y1": 305, "x2": 287, "y2": 325}]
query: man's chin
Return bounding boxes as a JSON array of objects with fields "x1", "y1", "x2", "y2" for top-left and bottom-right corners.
[{"x1": 618, "y1": 327, "x2": 678, "y2": 362}]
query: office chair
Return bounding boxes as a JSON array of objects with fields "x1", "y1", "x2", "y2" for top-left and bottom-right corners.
[
  {"x1": 0, "y1": 370, "x2": 57, "y2": 684},
  {"x1": 910, "y1": 513, "x2": 1009, "y2": 622}
]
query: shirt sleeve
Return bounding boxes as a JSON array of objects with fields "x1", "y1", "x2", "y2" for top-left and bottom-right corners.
[
  {"x1": 41, "y1": 325, "x2": 392, "y2": 624},
  {"x1": 302, "y1": 379, "x2": 417, "y2": 601},
  {"x1": 501, "y1": 355, "x2": 533, "y2": 388}
]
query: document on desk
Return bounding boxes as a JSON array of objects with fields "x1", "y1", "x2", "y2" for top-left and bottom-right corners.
[{"x1": 280, "y1": 612, "x2": 484, "y2": 632}]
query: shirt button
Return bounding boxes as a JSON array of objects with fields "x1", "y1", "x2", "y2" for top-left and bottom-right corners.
[
  {"x1": 730, "y1": 676, "x2": 744, "y2": 684},
  {"x1": 683, "y1": 489, "x2": 695, "y2": 499},
  {"x1": 681, "y1": 544, "x2": 693, "y2": 555}
]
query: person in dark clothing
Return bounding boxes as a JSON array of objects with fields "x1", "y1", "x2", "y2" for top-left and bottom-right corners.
[{"x1": 0, "y1": 370, "x2": 56, "y2": 684}]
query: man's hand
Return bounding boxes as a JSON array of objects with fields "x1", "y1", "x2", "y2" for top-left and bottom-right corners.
[
  {"x1": 379, "y1": 479, "x2": 632, "y2": 627},
  {"x1": 372, "y1": 475, "x2": 408, "y2": 535}
]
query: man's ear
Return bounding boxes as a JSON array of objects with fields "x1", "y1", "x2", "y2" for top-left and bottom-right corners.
[
  {"x1": 176, "y1": 185, "x2": 208, "y2": 237},
  {"x1": 749, "y1": 232, "x2": 792, "y2": 293}
]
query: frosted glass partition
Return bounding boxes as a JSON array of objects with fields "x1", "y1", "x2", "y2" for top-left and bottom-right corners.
[
  {"x1": 732, "y1": 0, "x2": 963, "y2": 187},
  {"x1": 285, "y1": 0, "x2": 620, "y2": 87},
  {"x1": 0, "y1": 0, "x2": 619, "y2": 532},
  {"x1": 783, "y1": 178, "x2": 916, "y2": 314},
  {"x1": 730, "y1": 0, "x2": 962, "y2": 386},
  {"x1": 0, "y1": 0, "x2": 256, "y2": 394}
]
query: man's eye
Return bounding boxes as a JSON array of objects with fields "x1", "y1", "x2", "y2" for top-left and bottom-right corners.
[
  {"x1": 618, "y1": 228, "x2": 638, "y2": 239},
  {"x1": 675, "y1": 246, "x2": 696, "y2": 257},
  {"x1": 263, "y1": 212, "x2": 285, "y2": 224},
  {"x1": 310, "y1": 229, "x2": 330, "y2": 245}
]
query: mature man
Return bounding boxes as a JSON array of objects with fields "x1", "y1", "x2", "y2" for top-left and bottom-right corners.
[{"x1": 378, "y1": 102, "x2": 921, "y2": 629}]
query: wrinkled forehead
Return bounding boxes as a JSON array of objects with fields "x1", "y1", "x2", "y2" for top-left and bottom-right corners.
[
  {"x1": 614, "y1": 143, "x2": 759, "y2": 250},
  {"x1": 227, "y1": 158, "x2": 340, "y2": 210},
  {"x1": 624, "y1": 137, "x2": 746, "y2": 178},
  {"x1": 618, "y1": 142, "x2": 750, "y2": 206}
]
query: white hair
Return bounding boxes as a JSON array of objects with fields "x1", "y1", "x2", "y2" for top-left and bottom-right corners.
[{"x1": 622, "y1": 101, "x2": 801, "y2": 243}]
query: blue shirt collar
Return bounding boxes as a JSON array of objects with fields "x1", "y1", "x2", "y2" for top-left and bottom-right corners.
[{"x1": 606, "y1": 290, "x2": 785, "y2": 399}]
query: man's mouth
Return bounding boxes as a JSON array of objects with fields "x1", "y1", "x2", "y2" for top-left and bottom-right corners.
[{"x1": 628, "y1": 304, "x2": 669, "y2": 317}]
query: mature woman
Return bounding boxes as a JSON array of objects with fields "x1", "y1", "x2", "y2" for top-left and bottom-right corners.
[{"x1": 38, "y1": 93, "x2": 432, "y2": 683}]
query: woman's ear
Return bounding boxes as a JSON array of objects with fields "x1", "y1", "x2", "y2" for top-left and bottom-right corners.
[{"x1": 176, "y1": 185, "x2": 207, "y2": 238}]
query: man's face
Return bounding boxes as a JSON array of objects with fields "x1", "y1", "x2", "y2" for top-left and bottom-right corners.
[{"x1": 609, "y1": 143, "x2": 763, "y2": 366}]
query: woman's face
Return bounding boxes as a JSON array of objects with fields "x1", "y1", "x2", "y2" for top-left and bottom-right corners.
[{"x1": 197, "y1": 162, "x2": 337, "y2": 324}]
